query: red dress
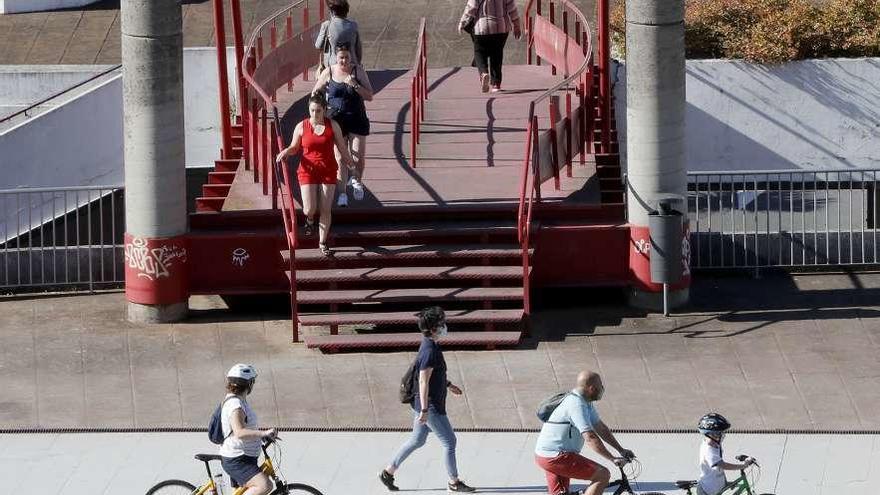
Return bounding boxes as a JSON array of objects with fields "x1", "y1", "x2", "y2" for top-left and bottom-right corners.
[{"x1": 297, "y1": 118, "x2": 339, "y2": 185}]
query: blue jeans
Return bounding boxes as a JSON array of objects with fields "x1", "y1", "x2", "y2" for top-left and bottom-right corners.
[{"x1": 390, "y1": 406, "x2": 459, "y2": 479}]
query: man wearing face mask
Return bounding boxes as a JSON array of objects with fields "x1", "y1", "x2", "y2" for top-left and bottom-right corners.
[
  {"x1": 534, "y1": 371, "x2": 635, "y2": 495},
  {"x1": 379, "y1": 306, "x2": 476, "y2": 492}
]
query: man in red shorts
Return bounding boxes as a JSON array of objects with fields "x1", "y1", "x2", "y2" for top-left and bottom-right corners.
[{"x1": 534, "y1": 371, "x2": 635, "y2": 495}]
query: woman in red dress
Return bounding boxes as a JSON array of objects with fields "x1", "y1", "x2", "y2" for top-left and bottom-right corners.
[{"x1": 276, "y1": 92, "x2": 354, "y2": 255}]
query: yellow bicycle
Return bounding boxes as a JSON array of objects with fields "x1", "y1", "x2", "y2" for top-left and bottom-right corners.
[{"x1": 145, "y1": 438, "x2": 323, "y2": 495}]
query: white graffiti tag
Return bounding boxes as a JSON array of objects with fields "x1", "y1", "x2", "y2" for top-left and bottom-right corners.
[
  {"x1": 232, "y1": 247, "x2": 250, "y2": 267},
  {"x1": 125, "y1": 237, "x2": 188, "y2": 281},
  {"x1": 634, "y1": 238, "x2": 651, "y2": 255}
]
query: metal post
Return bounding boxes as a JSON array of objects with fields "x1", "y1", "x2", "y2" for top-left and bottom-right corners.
[
  {"x1": 212, "y1": 0, "x2": 233, "y2": 158},
  {"x1": 230, "y1": 0, "x2": 246, "y2": 114},
  {"x1": 121, "y1": 0, "x2": 188, "y2": 322},
  {"x1": 662, "y1": 283, "x2": 669, "y2": 316}
]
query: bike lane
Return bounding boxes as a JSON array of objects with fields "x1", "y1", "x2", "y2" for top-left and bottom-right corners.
[{"x1": 0, "y1": 431, "x2": 877, "y2": 494}]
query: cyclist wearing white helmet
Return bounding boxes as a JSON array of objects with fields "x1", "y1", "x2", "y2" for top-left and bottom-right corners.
[
  {"x1": 219, "y1": 364, "x2": 277, "y2": 495},
  {"x1": 696, "y1": 413, "x2": 753, "y2": 495}
]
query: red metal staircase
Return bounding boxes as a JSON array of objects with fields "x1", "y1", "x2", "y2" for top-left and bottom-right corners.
[{"x1": 186, "y1": 0, "x2": 627, "y2": 351}]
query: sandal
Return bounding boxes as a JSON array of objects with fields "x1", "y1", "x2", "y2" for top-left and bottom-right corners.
[
  {"x1": 303, "y1": 220, "x2": 314, "y2": 237},
  {"x1": 319, "y1": 243, "x2": 332, "y2": 256}
]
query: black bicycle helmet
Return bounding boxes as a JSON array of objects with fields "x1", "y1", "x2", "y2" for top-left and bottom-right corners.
[{"x1": 698, "y1": 413, "x2": 731, "y2": 436}]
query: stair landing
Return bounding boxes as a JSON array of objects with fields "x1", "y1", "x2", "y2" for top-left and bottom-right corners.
[{"x1": 222, "y1": 65, "x2": 602, "y2": 213}]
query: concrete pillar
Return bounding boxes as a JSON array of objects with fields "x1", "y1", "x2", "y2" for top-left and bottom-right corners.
[
  {"x1": 624, "y1": 0, "x2": 689, "y2": 310},
  {"x1": 121, "y1": 0, "x2": 188, "y2": 323}
]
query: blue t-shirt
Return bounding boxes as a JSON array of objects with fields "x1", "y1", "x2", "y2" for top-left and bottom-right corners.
[
  {"x1": 534, "y1": 391, "x2": 600, "y2": 457},
  {"x1": 412, "y1": 336, "x2": 448, "y2": 415}
]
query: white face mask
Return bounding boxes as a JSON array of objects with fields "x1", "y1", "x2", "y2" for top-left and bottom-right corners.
[{"x1": 436, "y1": 323, "x2": 448, "y2": 337}]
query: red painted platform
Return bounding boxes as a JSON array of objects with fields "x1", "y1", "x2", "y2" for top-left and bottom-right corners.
[{"x1": 220, "y1": 66, "x2": 600, "y2": 212}]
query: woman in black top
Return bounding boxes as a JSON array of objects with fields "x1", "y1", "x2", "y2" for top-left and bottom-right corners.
[{"x1": 313, "y1": 42, "x2": 373, "y2": 207}]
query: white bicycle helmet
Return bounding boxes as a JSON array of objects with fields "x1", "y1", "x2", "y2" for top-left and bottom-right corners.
[{"x1": 227, "y1": 363, "x2": 258, "y2": 383}]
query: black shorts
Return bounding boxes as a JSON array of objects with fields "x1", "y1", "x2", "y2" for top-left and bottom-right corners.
[{"x1": 221, "y1": 454, "x2": 262, "y2": 487}]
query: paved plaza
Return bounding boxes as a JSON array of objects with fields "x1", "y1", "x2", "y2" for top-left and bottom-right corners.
[{"x1": 1, "y1": 271, "x2": 879, "y2": 432}]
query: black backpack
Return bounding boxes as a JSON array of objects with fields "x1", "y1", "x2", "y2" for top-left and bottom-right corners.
[
  {"x1": 208, "y1": 396, "x2": 246, "y2": 445},
  {"x1": 399, "y1": 359, "x2": 419, "y2": 404}
]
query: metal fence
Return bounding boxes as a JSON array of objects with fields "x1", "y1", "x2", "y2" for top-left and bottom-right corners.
[
  {"x1": 687, "y1": 169, "x2": 880, "y2": 269},
  {"x1": 0, "y1": 185, "x2": 125, "y2": 293}
]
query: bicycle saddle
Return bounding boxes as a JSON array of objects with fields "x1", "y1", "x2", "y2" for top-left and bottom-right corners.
[
  {"x1": 676, "y1": 480, "x2": 698, "y2": 489},
  {"x1": 195, "y1": 454, "x2": 223, "y2": 462}
]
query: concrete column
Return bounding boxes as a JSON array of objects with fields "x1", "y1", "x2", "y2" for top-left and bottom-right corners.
[
  {"x1": 624, "y1": 0, "x2": 689, "y2": 310},
  {"x1": 122, "y1": 0, "x2": 188, "y2": 323}
]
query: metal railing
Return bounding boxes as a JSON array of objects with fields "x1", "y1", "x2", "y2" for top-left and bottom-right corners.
[
  {"x1": 0, "y1": 185, "x2": 124, "y2": 293},
  {"x1": 410, "y1": 18, "x2": 428, "y2": 168},
  {"x1": 687, "y1": 169, "x2": 880, "y2": 269},
  {"x1": 241, "y1": 0, "x2": 324, "y2": 342},
  {"x1": 519, "y1": 0, "x2": 597, "y2": 316}
]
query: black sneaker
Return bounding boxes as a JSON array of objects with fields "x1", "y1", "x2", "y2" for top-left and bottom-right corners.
[
  {"x1": 379, "y1": 470, "x2": 399, "y2": 491},
  {"x1": 448, "y1": 480, "x2": 476, "y2": 492}
]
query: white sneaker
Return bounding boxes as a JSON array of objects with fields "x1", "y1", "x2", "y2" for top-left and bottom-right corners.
[
  {"x1": 337, "y1": 193, "x2": 348, "y2": 207},
  {"x1": 480, "y1": 73, "x2": 490, "y2": 93},
  {"x1": 351, "y1": 179, "x2": 365, "y2": 201}
]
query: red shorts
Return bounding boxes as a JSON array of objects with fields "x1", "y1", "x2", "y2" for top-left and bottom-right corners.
[
  {"x1": 297, "y1": 161, "x2": 338, "y2": 185},
  {"x1": 535, "y1": 453, "x2": 601, "y2": 495}
]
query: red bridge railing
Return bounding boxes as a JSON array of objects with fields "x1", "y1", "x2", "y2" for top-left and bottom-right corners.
[
  {"x1": 410, "y1": 18, "x2": 428, "y2": 168},
  {"x1": 237, "y1": 0, "x2": 325, "y2": 342},
  {"x1": 519, "y1": 0, "x2": 602, "y2": 317}
]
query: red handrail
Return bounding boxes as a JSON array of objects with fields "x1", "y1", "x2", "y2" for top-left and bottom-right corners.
[
  {"x1": 240, "y1": 0, "x2": 324, "y2": 342},
  {"x1": 410, "y1": 19, "x2": 428, "y2": 168},
  {"x1": 518, "y1": 0, "x2": 597, "y2": 318}
]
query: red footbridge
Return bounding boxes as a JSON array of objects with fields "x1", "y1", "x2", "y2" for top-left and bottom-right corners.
[{"x1": 186, "y1": 0, "x2": 626, "y2": 351}]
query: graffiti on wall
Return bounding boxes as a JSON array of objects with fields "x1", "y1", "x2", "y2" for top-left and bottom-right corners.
[
  {"x1": 124, "y1": 237, "x2": 188, "y2": 281},
  {"x1": 232, "y1": 247, "x2": 250, "y2": 267}
]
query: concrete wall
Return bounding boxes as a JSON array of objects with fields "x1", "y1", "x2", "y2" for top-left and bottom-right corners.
[
  {"x1": 0, "y1": 65, "x2": 109, "y2": 105},
  {"x1": 0, "y1": 75, "x2": 123, "y2": 239},
  {"x1": 613, "y1": 58, "x2": 880, "y2": 173},
  {"x1": 0, "y1": 0, "x2": 99, "y2": 14},
  {"x1": 184, "y1": 47, "x2": 240, "y2": 168},
  {"x1": 0, "y1": 48, "x2": 239, "y2": 240},
  {"x1": 0, "y1": 75, "x2": 123, "y2": 191}
]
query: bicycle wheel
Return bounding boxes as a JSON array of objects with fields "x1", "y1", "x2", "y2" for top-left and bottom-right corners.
[
  {"x1": 144, "y1": 479, "x2": 197, "y2": 495},
  {"x1": 272, "y1": 482, "x2": 324, "y2": 495}
]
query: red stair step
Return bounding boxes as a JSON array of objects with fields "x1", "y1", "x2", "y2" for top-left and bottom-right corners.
[
  {"x1": 287, "y1": 244, "x2": 529, "y2": 263},
  {"x1": 295, "y1": 265, "x2": 525, "y2": 283},
  {"x1": 196, "y1": 197, "x2": 225, "y2": 212},
  {"x1": 208, "y1": 171, "x2": 237, "y2": 184},
  {"x1": 202, "y1": 184, "x2": 231, "y2": 198},
  {"x1": 304, "y1": 331, "x2": 523, "y2": 351},
  {"x1": 297, "y1": 286, "x2": 524, "y2": 304},
  {"x1": 214, "y1": 159, "x2": 240, "y2": 172},
  {"x1": 594, "y1": 153, "x2": 620, "y2": 166},
  {"x1": 329, "y1": 220, "x2": 516, "y2": 240},
  {"x1": 298, "y1": 308, "x2": 523, "y2": 326}
]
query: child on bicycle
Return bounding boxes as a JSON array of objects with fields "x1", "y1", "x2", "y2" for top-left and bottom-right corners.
[{"x1": 695, "y1": 413, "x2": 755, "y2": 495}]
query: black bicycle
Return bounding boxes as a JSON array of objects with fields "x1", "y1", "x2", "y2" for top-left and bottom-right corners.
[{"x1": 606, "y1": 457, "x2": 665, "y2": 495}]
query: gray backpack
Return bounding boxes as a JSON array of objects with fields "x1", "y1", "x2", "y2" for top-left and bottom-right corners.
[
  {"x1": 536, "y1": 392, "x2": 576, "y2": 438},
  {"x1": 536, "y1": 391, "x2": 572, "y2": 422}
]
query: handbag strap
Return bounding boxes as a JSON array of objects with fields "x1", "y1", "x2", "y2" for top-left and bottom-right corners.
[{"x1": 469, "y1": 0, "x2": 487, "y2": 22}]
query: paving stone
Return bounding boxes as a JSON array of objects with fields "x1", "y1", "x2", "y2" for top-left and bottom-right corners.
[{"x1": 1, "y1": 270, "x2": 878, "y2": 432}]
